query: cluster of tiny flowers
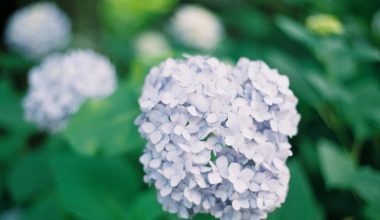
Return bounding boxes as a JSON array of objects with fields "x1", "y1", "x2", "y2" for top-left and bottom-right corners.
[
  {"x1": 136, "y1": 56, "x2": 300, "y2": 219},
  {"x1": 169, "y1": 5, "x2": 223, "y2": 50},
  {"x1": 135, "y1": 31, "x2": 171, "y2": 59},
  {"x1": 4, "y1": 2, "x2": 71, "y2": 59},
  {"x1": 23, "y1": 49, "x2": 117, "y2": 132}
]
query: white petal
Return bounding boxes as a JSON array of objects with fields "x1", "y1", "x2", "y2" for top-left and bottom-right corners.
[
  {"x1": 149, "y1": 159, "x2": 161, "y2": 168},
  {"x1": 239, "y1": 168, "x2": 254, "y2": 183},
  {"x1": 208, "y1": 172, "x2": 222, "y2": 184},
  {"x1": 170, "y1": 175, "x2": 181, "y2": 187},
  {"x1": 228, "y1": 163, "x2": 241, "y2": 176},
  {"x1": 206, "y1": 113, "x2": 218, "y2": 124},
  {"x1": 216, "y1": 156, "x2": 229, "y2": 170},
  {"x1": 161, "y1": 123, "x2": 174, "y2": 134},
  {"x1": 149, "y1": 131, "x2": 162, "y2": 144},
  {"x1": 142, "y1": 122, "x2": 155, "y2": 134},
  {"x1": 163, "y1": 167, "x2": 176, "y2": 179},
  {"x1": 181, "y1": 129, "x2": 191, "y2": 141},
  {"x1": 160, "y1": 185, "x2": 172, "y2": 197},
  {"x1": 257, "y1": 197, "x2": 265, "y2": 210},
  {"x1": 187, "y1": 105, "x2": 199, "y2": 116},
  {"x1": 190, "y1": 93, "x2": 210, "y2": 113},
  {"x1": 232, "y1": 200, "x2": 241, "y2": 210},
  {"x1": 234, "y1": 181, "x2": 248, "y2": 193},
  {"x1": 225, "y1": 135, "x2": 235, "y2": 146},
  {"x1": 173, "y1": 125, "x2": 183, "y2": 135}
]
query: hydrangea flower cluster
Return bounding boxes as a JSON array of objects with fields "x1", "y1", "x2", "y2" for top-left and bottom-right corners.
[
  {"x1": 169, "y1": 5, "x2": 223, "y2": 50},
  {"x1": 23, "y1": 49, "x2": 117, "y2": 132},
  {"x1": 135, "y1": 31, "x2": 171, "y2": 59},
  {"x1": 136, "y1": 56, "x2": 300, "y2": 219},
  {"x1": 4, "y1": 2, "x2": 71, "y2": 59}
]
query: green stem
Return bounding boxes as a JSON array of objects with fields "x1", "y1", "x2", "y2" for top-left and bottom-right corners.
[
  {"x1": 351, "y1": 137, "x2": 364, "y2": 164},
  {"x1": 317, "y1": 106, "x2": 350, "y2": 148}
]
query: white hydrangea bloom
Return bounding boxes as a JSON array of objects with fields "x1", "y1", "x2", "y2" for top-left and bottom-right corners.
[
  {"x1": 4, "y1": 2, "x2": 71, "y2": 59},
  {"x1": 23, "y1": 49, "x2": 117, "y2": 132},
  {"x1": 136, "y1": 56, "x2": 300, "y2": 220},
  {"x1": 135, "y1": 31, "x2": 171, "y2": 58},
  {"x1": 169, "y1": 5, "x2": 223, "y2": 50}
]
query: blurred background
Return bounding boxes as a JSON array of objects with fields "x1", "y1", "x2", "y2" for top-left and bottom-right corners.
[{"x1": 1, "y1": 0, "x2": 380, "y2": 219}]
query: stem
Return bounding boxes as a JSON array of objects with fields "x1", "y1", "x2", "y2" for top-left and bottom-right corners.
[
  {"x1": 351, "y1": 137, "x2": 364, "y2": 164},
  {"x1": 317, "y1": 106, "x2": 350, "y2": 148},
  {"x1": 327, "y1": 109, "x2": 350, "y2": 148}
]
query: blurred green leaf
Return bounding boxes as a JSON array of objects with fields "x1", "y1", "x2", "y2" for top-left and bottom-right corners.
[
  {"x1": 363, "y1": 204, "x2": 380, "y2": 220},
  {"x1": 0, "y1": 80, "x2": 33, "y2": 131},
  {"x1": 352, "y1": 167, "x2": 380, "y2": 208},
  {"x1": 276, "y1": 15, "x2": 317, "y2": 48},
  {"x1": 22, "y1": 195, "x2": 65, "y2": 220},
  {"x1": 306, "y1": 73, "x2": 352, "y2": 103},
  {"x1": 99, "y1": 0, "x2": 177, "y2": 37},
  {"x1": 299, "y1": 138, "x2": 320, "y2": 174},
  {"x1": 0, "y1": 52, "x2": 33, "y2": 72},
  {"x1": 342, "y1": 79, "x2": 380, "y2": 138},
  {"x1": 352, "y1": 41, "x2": 380, "y2": 62},
  {"x1": 7, "y1": 149, "x2": 52, "y2": 203},
  {"x1": 318, "y1": 140, "x2": 356, "y2": 189},
  {"x1": 315, "y1": 38, "x2": 357, "y2": 80},
  {"x1": 51, "y1": 152, "x2": 141, "y2": 220},
  {"x1": 223, "y1": 8, "x2": 273, "y2": 39},
  {"x1": 269, "y1": 159, "x2": 324, "y2": 220},
  {"x1": 64, "y1": 83, "x2": 144, "y2": 156},
  {"x1": 128, "y1": 190, "x2": 163, "y2": 220}
]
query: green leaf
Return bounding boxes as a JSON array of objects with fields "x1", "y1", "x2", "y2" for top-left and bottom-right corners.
[
  {"x1": 352, "y1": 167, "x2": 380, "y2": 208},
  {"x1": 298, "y1": 138, "x2": 320, "y2": 174},
  {"x1": 352, "y1": 41, "x2": 380, "y2": 62},
  {"x1": 275, "y1": 15, "x2": 317, "y2": 48},
  {"x1": 50, "y1": 152, "x2": 141, "y2": 220},
  {"x1": 0, "y1": 80, "x2": 34, "y2": 131},
  {"x1": 64, "y1": 83, "x2": 144, "y2": 156},
  {"x1": 23, "y1": 195, "x2": 65, "y2": 220},
  {"x1": 363, "y1": 204, "x2": 380, "y2": 220},
  {"x1": 343, "y1": 80, "x2": 380, "y2": 138},
  {"x1": 7, "y1": 150, "x2": 52, "y2": 203},
  {"x1": 318, "y1": 139, "x2": 356, "y2": 189},
  {"x1": 0, "y1": 51, "x2": 33, "y2": 72},
  {"x1": 0, "y1": 81, "x2": 34, "y2": 165},
  {"x1": 128, "y1": 190, "x2": 164, "y2": 220},
  {"x1": 268, "y1": 159, "x2": 324, "y2": 220},
  {"x1": 306, "y1": 73, "x2": 352, "y2": 103},
  {"x1": 314, "y1": 38, "x2": 357, "y2": 80},
  {"x1": 222, "y1": 8, "x2": 273, "y2": 39}
]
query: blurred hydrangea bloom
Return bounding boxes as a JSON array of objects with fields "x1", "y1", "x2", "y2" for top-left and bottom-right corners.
[
  {"x1": 135, "y1": 31, "x2": 171, "y2": 59},
  {"x1": 306, "y1": 14, "x2": 343, "y2": 36},
  {"x1": 4, "y1": 2, "x2": 71, "y2": 59},
  {"x1": 169, "y1": 5, "x2": 223, "y2": 50},
  {"x1": 23, "y1": 50, "x2": 117, "y2": 132},
  {"x1": 136, "y1": 56, "x2": 300, "y2": 219}
]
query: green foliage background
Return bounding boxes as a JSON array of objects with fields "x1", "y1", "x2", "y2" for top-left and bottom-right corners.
[{"x1": 1, "y1": 0, "x2": 380, "y2": 219}]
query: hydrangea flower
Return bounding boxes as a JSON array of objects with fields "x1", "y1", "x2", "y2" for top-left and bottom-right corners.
[
  {"x1": 23, "y1": 49, "x2": 117, "y2": 132},
  {"x1": 169, "y1": 5, "x2": 223, "y2": 50},
  {"x1": 135, "y1": 31, "x2": 171, "y2": 59},
  {"x1": 4, "y1": 2, "x2": 71, "y2": 59},
  {"x1": 136, "y1": 56, "x2": 300, "y2": 219}
]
